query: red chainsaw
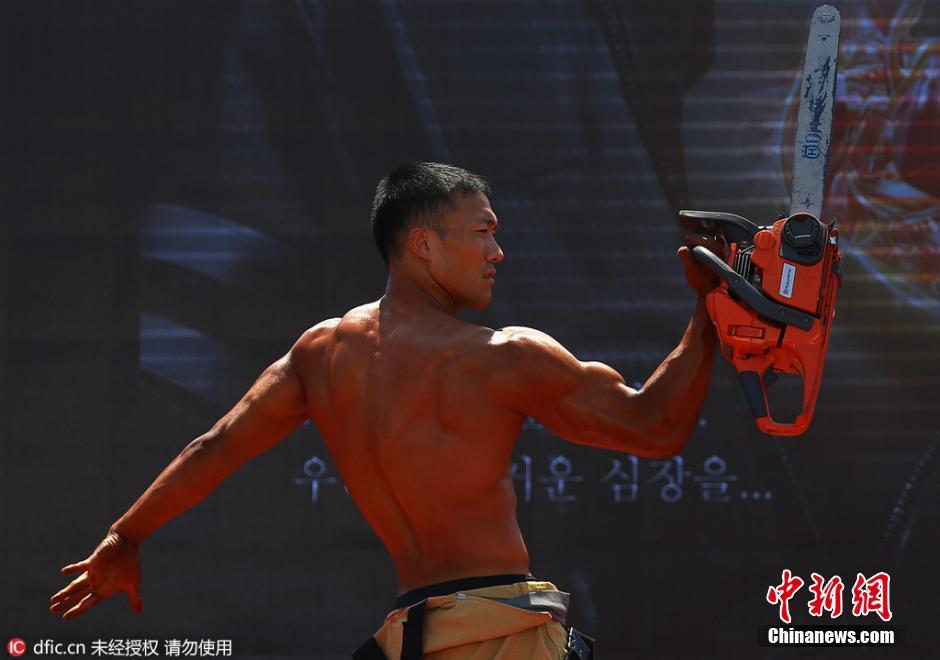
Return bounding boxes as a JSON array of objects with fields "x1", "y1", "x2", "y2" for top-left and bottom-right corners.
[{"x1": 680, "y1": 5, "x2": 843, "y2": 436}]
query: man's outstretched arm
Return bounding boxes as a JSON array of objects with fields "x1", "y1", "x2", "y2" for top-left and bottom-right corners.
[
  {"x1": 50, "y1": 320, "x2": 336, "y2": 620},
  {"x1": 495, "y1": 240, "x2": 720, "y2": 458},
  {"x1": 108, "y1": 351, "x2": 310, "y2": 545}
]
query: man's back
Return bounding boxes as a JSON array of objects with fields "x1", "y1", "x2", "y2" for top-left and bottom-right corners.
[{"x1": 298, "y1": 300, "x2": 531, "y2": 594}]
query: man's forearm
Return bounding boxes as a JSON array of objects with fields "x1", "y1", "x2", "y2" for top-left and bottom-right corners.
[
  {"x1": 639, "y1": 297, "x2": 717, "y2": 452},
  {"x1": 109, "y1": 431, "x2": 236, "y2": 545}
]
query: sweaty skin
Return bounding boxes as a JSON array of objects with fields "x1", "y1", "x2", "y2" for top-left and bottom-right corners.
[{"x1": 50, "y1": 191, "x2": 720, "y2": 618}]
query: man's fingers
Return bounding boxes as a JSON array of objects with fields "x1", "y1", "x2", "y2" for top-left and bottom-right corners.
[
  {"x1": 50, "y1": 581, "x2": 88, "y2": 604},
  {"x1": 677, "y1": 246, "x2": 703, "y2": 271},
  {"x1": 51, "y1": 580, "x2": 92, "y2": 611},
  {"x1": 50, "y1": 596, "x2": 72, "y2": 613},
  {"x1": 50, "y1": 589, "x2": 87, "y2": 614},
  {"x1": 684, "y1": 234, "x2": 727, "y2": 259},
  {"x1": 60, "y1": 560, "x2": 90, "y2": 575},
  {"x1": 61, "y1": 593, "x2": 97, "y2": 621},
  {"x1": 51, "y1": 574, "x2": 89, "y2": 602},
  {"x1": 677, "y1": 245, "x2": 721, "y2": 295}
]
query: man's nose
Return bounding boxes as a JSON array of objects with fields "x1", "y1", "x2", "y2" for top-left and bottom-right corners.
[{"x1": 487, "y1": 239, "x2": 504, "y2": 263}]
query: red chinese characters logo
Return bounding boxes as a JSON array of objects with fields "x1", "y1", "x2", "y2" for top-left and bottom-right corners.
[
  {"x1": 808, "y1": 573, "x2": 844, "y2": 618},
  {"x1": 766, "y1": 569, "x2": 804, "y2": 624},
  {"x1": 851, "y1": 572, "x2": 893, "y2": 622},
  {"x1": 766, "y1": 571, "x2": 893, "y2": 622}
]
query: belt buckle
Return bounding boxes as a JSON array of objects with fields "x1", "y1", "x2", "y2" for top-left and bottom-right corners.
[{"x1": 566, "y1": 627, "x2": 595, "y2": 660}]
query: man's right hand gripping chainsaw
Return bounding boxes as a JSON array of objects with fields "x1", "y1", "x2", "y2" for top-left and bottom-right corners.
[{"x1": 680, "y1": 5, "x2": 843, "y2": 436}]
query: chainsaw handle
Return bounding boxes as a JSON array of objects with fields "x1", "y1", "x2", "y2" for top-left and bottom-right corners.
[
  {"x1": 739, "y1": 371, "x2": 769, "y2": 419},
  {"x1": 738, "y1": 370, "x2": 813, "y2": 437},
  {"x1": 679, "y1": 209, "x2": 761, "y2": 244},
  {"x1": 690, "y1": 246, "x2": 813, "y2": 331}
]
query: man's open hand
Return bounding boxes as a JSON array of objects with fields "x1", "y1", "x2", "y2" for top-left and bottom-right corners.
[
  {"x1": 50, "y1": 531, "x2": 143, "y2": 620},
  {"x1": 677, "y1": 234, "x2": 727, "y2": 296}
]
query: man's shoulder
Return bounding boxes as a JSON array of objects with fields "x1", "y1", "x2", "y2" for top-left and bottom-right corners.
[
  {"x1": 296, "y1": 302, "x2": 379, "y2": 343},
  {"x1": 297, "y1": 317, "x2": 342, "y2": 345},
  {"x1": 492, "y1": 325, "x2": 566, "y2": 355},
  {"x1": 481, "y1": 326, "x2": 577, "y2": 382},
  {"x1": 484, "y1": 326, "x2": 583, "y2": 406},
  {"x1": 290, "y1": 302, "x2": 382, "y2": 356}
]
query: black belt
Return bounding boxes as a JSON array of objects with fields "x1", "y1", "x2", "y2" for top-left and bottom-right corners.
[{"x1": 395, "y1": 573, "x2": 535, "y2": 609}]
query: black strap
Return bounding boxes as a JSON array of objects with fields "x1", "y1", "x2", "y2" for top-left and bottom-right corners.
[
  {"x1": 400, "y1": 599, "x2": 426, "y2": 659},
  {"x1": 395, "y1": 574, "x2": 534, "y2": 609},
  {"x1": 351, "y1": 636, "x2": 386, "y2": 660}
]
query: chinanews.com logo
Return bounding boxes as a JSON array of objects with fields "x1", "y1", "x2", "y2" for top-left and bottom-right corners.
[{"x1": 760, "y1": 569, "x2": 904, "y2": 648}]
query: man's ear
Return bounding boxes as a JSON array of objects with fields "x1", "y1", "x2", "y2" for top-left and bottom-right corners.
[{"x1": 405, "y1": 226, "x2": 434, "y2": 262}]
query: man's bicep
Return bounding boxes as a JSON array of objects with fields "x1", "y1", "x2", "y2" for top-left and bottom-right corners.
[{"x1": 498, "y1": 327, "x2": 663, "y2": 455}]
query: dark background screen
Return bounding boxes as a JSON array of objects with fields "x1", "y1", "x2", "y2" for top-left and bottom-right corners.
[{"x1": 4, "y1": 1, "x2": 939, "y2": 657}]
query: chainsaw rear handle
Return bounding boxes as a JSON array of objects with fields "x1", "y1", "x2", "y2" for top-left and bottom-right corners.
[
  {"x1": 740, "y1": 370, "x2": 771, "y2": 421},
  {"x1": 739, "y1": 369, "x2": 814, "y2": 436},
  {"x1": 689, "y1": 246, "x2": 813, "y2": 331}
]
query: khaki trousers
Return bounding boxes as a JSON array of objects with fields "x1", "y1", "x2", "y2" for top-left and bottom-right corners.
[{"x1": 372, "y1": 580, "x2": 570, "y2": 659}]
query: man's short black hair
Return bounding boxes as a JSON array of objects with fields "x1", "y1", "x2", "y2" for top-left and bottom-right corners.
[{"x1": 371, "y1": 162, "x2": 491, "y2": 266}]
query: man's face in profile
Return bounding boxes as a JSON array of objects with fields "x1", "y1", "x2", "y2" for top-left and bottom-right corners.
[{"x1": 427, "y1": 191, "x2": 504, "y2": 311}]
